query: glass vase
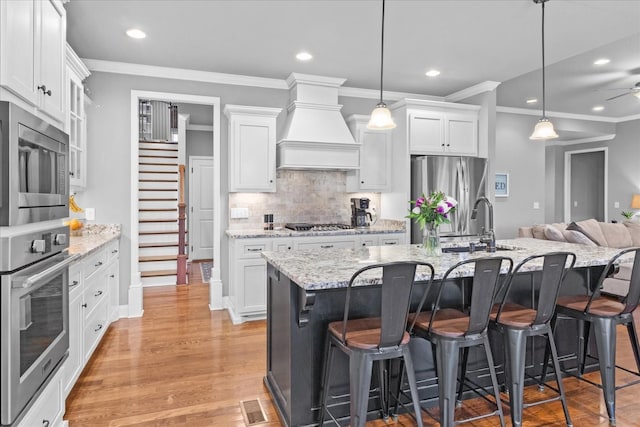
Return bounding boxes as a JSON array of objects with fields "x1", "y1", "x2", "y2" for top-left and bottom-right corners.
[{"x1": 422, "y1": 224, "x2": 442, "y2": 256}]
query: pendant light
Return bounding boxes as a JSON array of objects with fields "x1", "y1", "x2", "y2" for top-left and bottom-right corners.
[
  {"x1": 367, "y1": 0, "x2": 396, "y2": 130},
  {"x1": 530, "y1": 0, "x2": 558, "y2": 140}
]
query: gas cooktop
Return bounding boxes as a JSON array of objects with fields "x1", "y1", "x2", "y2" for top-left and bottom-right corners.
[{"x1": 284, "y1": 223, "x2": 353, "y2": 232}]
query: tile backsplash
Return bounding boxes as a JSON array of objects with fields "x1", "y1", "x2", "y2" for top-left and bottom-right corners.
[{"x1": 228, "y1": 170, "x2": 380, "y2": 229}]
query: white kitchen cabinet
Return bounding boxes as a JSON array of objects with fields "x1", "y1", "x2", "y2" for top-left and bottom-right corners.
[
  {"x1": 224, "y1": 105, "x2": 282, "y2": 192},
  {"x1": 445, "y1": 112, "x2": 478, "y2": 155},
  {"x1": 408, "y1": 112, "x2": 446, "y2": 153},
  {"x1": 294, "y1": 236, "x2": 355, "y2": 250},
  {"x1": 67, "y1": 45, "x2": 90, "y2": 191},
  {"x1": 107, "y1": 240, "x2": 120, "y2": 321},
  {"x1": 63, "y1": 263, "x2": 83, "y2": 397},
  {"x1": 0, "y1": 0, "x2": 66, "y2": 125},
  {"x1": 16, "y1": 366, "x2": 65, "y2": 427},
  {"x1": 356, "y1": 234, "x2": 406, "y2": 247},
  {"x1": 346, "y1": 115, "x2": 392, "y2": 192}
]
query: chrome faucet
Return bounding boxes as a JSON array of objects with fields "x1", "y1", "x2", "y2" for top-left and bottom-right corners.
[{"x1": 471, "y1": 196, "x2": 496, "y2": 252}]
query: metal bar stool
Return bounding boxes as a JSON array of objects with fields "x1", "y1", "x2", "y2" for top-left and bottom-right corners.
[
  {"x1": 543, "y1": 247, "x2": 640, "y2": 426},
  {"x1": 408, "y1": 256, "x2": 513, "y2": 427},
  {"x1": 489, "y1": 252, "x2": 576, "y2": 427},
  {"x1": 318, "y1": 261, "x2": 435, "y2": 427}
]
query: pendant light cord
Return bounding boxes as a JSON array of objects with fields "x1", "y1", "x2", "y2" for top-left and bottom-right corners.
[
  {"x1": 379, "y1": 0, "x2": 386, "y2": 104},
  {"x1": 541, "y1": 0, "x2": 546, "y2": 118}
]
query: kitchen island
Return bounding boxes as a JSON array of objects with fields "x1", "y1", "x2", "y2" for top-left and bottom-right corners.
[{"x1": 262, "y1": 238, "x2": 630, "y2": 426}]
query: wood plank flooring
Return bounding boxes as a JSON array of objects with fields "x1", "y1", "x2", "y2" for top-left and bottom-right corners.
[{"x1": 65, "y1": 264, "x2": 640, "y2": 426}]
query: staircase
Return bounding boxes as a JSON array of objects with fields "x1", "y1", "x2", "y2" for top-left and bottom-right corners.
[{"x1": 138, "y1": 140, "x2": 186, "y2": 286}]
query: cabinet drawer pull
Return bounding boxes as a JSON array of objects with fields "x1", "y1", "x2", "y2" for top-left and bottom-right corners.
[
  {"x1": 37, "y1": 85, "x2": 51, "y2": 96},
  {"x1": 42, "y1": 420, "x2": 50, "y2": 427},
  {"x1": 95, "y1": 261, "x2": 103, "y2": 267},
  {"x1": 69, "y1": 171, "x2": 75, "y2": 177},
  {"x1": 82, "y1": 303, "x2": 87, "y2": 308},
  {"x1": 70, "y1": 280, "x2": 80, "y2": 288},
  {"x1": 95, "y1": 324, "x2": 103, "y2": 332},
  {"x1": 112, "y1": 249, "x2": 118, "y2": 254},
  {"x1": 110, "y1": 274, "x2": 115, "y2": 278},
  {"x1": 94, "y1": 290, "x2": 103, "y2": 297},
  {"x1": 247, "y1": 248, "x2": 262, "y2": 252},
  {"x1": 320, "y1": 245, "x2": 333, "y2": 249},
  {"x1": 384, "y1": 241, "x2": 397, "y2": 245}
]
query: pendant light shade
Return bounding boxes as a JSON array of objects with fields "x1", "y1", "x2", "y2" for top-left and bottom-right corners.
[
  {"x1": 367, "y1": 0, "x2": 396, "y2": 130},
  {"x1": 529, "y1": 0, "x2": 558, "y2": 141}
]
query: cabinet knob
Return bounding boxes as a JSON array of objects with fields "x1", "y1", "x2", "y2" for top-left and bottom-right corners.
[
  {"x1": 95, "y1": 261, "x2": 103, "y2": 267},
  {"x1": 69, "y1": 171, "x2": 75, "y2": 177},
  {"x1": 37, "y1": 85, "x2": 52, "y2": 96},
  {"x1": 95, "y1": 290, "x2": 103, "y2": 297},
  {"x1": 287, "y1": 246, "x2": 291, "y2": 250},
  {"x1": 441, "y1": 143, "x2": 445, "y2": 147},
  {"x1": 95, "y1": 324, "x2": 103, "y2": 332},
  {"x1": 269, "y1": 179, "x2": 273, "y2": 183},
  {"x1": 110, "y1": 274, "x2": 115, "y2": 278},
  {"x1": 446, "y1": 144, "x2": 450, "y2": 147},
  {"x1": 361, "y1": 181, "x2": 364, "y2": 184}
]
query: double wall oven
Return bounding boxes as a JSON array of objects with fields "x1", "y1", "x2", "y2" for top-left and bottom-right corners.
[{"x1": 1, "y1": 102, "x2": 73, "y2": 425}]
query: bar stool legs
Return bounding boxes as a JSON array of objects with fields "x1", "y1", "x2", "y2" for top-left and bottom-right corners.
[{"x1": 593, "y1": 317, "x2": 617, "y2": 424}]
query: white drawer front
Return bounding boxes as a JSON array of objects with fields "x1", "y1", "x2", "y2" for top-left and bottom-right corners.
[
  {"x1": 295, "y1": 239, "x2": 354, "y2": 250},
  {"x1": 17, "y1": 368, "x2": 63, "y2": 427},
  {"x1": 107, "y1": 240, "x2": 120, "y2": 263},
  {"x1": 83, "y1": 250, "x2": 107, "y2": 279},
  {"x1": 84, "y1": 302, "x2": 108, "y2": 362},
  {"x1": 379, "y1": 236, "x2": 402, "y2": 246},
  {"x1": 83, "y1": 275, "x2": 107, "y2": 320},
  {"x1": 236, "y1": 240, "x2": 272, "y2": 259}
]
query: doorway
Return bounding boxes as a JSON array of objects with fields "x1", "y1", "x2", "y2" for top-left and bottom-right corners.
[
  {"x1": 129, "y1": 91, "x2": 221, "y2": 317},
  {"x1": 188, "y1": 156, "x2": 214, "y2": 261},
  {"x1": 564, "y1": 147, "x2": 608, "y2": 223}
]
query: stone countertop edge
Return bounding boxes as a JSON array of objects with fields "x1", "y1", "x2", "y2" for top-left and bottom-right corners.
[
  {"x1": 68, "y1": 232, "x2": 121, "y2": 259},
  {"x1": 261, "y1": 238, "x2": 633, "y2": 291},
  {"x1": 226, "y1": 225, "x2": 406, "y2": 239}
]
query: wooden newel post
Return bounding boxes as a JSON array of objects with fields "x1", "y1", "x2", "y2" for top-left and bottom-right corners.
[{"x1": 177, "y1": 164, "x2": 187, "y2": 285}]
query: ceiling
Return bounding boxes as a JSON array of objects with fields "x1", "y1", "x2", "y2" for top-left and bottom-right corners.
[{"x1": 66, "y1": 0, "x2": 640, "y2": 119}]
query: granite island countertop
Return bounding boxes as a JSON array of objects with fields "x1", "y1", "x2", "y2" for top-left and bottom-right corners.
[
  {"x1": 68, "y1": 224, "x2": 121, "y2": 259},
  {"x1": 226, "y1": 219, "x2": 405, "y2": 239},
  {"x1": 261, "y1": 238, "x2": 632, "y2": 291}
]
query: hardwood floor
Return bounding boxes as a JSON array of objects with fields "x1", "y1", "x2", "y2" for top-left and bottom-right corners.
[{"x1": 65, "y1": 264, "x2": 640, "y2": 426}]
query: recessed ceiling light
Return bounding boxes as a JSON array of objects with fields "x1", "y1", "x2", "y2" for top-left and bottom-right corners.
[
  {"x1": 593, "y1": 58, "x2": 610, "y2": 66},
  {"x1": 296, "y1": 52, "x2": 313, "y2": 61},
  {"x1": 526, "y1": 98, "x2": 538, "y2": 104},
  {"x1": 425, "y1": 69, "x2": 441, "y2": 77},
  {"x1": 592, "y1": 105, "x2": 605, "y2": 112},
  {"x1": 126, "y1": 28, "x2": 146, "y2": 39}
]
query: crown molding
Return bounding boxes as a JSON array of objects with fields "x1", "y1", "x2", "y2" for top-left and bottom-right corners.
[
  {"x1": 496, "y1": 106, "x2": 620, "y2": 123},
  {"x1": 445, "y1": 81, "x2": 502, "y2": 102},
  {"x1": 617, "y1": 113, "x2": 640, "y2": 123},
  {"x1": 66, "y1": 43, "x2": 90, "y2": 79},
  {"x1": 83, "y1": 59, "x2": 288, "y2": 90},
  {"x1": 547, "y1": 133, "x2": 616, "y2": 146},
  {"x1": 338, "y1": 86, "x2": 442, "y2": 102}
]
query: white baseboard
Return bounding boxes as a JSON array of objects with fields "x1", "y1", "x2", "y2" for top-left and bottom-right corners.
[
  {"x1": 128, "y1": 278, "x2": 144, "y2": 318},
  {"x1": 225, "y1": 299, "x2": 266, "y2": 324},
  {"x1": 117, "y1": 305, "x2": 129, "y2": 319},
  {"x1": 209, "y1": 278, "x2": 224, "y2": 310}
]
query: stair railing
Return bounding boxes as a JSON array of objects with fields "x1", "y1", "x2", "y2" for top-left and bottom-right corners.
[{"x1": 177, "y1": 164, "x2": 187, "y2": 285}]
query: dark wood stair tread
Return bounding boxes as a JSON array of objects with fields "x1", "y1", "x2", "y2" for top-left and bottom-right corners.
[
  {"x1": 139, "y1": 198, "x2": 178, "y2": 201},
  {"x1": 139, "y1": 255, "x2": 178, "y2": 262},
  {"x1": 139, "y1": 170, "x2": 178, "y2": 174},
  {"x1": 139, "y1": 188, "x2": 178, "y2": 192},
  {"x1": 139, "y1": 219, "x2": 177, "y2": 223},
  {"x1": 139, "y1": 230, "x2": 187, "y2": 235},
  {"x1": 139, "y1": 179, "x2": 178, "y2": 182},
  {"x1": 139, "y1": 147, "x2": 178, "y2": 152},
  {"x1": 139, "y1": 242, "x2": 186, "y2": 248},
  {"x1": 139, "y1": 154, "x2": 178, "y2": 159},
  {"x1": 141, "y1": 269, "x2": 177, "y2": 278},
  {"x1": 139, "y1": 139, "x2": 177, "y2": 144},
  {"x1": 139, "y1": 162, "x2": 178, "y2": 166},
  {"x1": 139, "y1": 208, "x2": 177, "y2": 212}
]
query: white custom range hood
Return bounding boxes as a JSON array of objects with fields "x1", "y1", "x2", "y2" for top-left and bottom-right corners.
[{"x1": 277, "y1": 73, "x2": 360, "y2": 170}]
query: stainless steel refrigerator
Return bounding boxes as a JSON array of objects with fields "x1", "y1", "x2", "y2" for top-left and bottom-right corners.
[{"x1": 411, "y1": 155, "x2": 488, "y2": 244}]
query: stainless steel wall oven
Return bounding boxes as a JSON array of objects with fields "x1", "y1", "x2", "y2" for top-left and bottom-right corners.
[
  {"x1": 0, "y1": 102, "x2": 69, "y2": 226},
  {"x1": 1, "y1": 225, "x2": 77, "y2": 425}
]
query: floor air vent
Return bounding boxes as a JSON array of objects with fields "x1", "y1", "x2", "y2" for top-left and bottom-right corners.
[{"x1": 240, "y1": 399, "x2": 268, "y2": 426}]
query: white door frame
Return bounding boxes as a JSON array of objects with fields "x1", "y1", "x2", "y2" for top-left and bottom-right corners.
[
  {"x1": 129, "y1": 90, "x2": 222, "y2": 317},
  {"x1": 188, "y1": 155, "x2": 214, "y2": 261},
  {"x1": 563, "y1": 147, "x2": 608, "y2": 224}
]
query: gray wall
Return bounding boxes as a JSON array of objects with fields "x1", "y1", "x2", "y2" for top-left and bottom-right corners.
[{"x1": 185, "y1": 129, "x2": 214, "y2": 209}]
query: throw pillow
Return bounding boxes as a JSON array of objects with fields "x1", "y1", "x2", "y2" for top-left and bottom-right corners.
[
  {"x1": 532, "y1": 224, "x2": 547, "y2": 240},
  {"x1": 566, "y1": 219, "x2": 608, "y2": 246},
  {"x1": 562, "y1": 229, "x2": 597, "y2": 246},
  {"x1": 544, "y1": 224, "x2": 567, "y2": 242},
  {"x1": 599, "y1": 222, "x2": 633, "y2": 248},
  {"x1": 624, "y1": 221, "x2": 640, "y2": 246}
]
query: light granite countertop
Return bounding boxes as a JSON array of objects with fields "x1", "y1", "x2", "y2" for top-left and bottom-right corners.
[
  {"x1": 261, "y1": 238, "x2": 632, "y2": 291},
  {"x1": 68, "y1": 224, "x2": 121, "y2": 258},
  {"x1": 226, "y1": 220, "x2": 405, "y2": 239}
]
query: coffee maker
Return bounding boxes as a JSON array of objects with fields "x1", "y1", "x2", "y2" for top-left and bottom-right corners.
[{"x1": 351, "y1": 198, "x2": 376, "y2": 228}]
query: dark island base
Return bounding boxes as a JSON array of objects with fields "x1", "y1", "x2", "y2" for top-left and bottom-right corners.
[{"x1": 265, "y1": 263, "x2": 603, "y2": 427}]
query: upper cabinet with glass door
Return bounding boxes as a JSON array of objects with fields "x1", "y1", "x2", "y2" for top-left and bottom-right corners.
[{"x1": 66, "y1": 44, "x2": 90, "y2": 191}]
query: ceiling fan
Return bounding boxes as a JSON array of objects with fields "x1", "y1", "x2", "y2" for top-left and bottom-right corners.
[{"x1": 604, "y1": 82, "x2": 640, "y2": 101}]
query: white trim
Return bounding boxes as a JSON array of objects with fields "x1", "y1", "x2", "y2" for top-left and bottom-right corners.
[
  {"x1": 497, "y1": 106, "x2": 619, "y2": 123},
  {"x1": 66, "y1": 43, "x2": 90, "y2": 80},
  {"x1": 617, "y1": 113, "x2": 640, "y2": 123},
  {"x1": 445, "y1": 81, "x2": 502, "y2": 102},
  {"x1": 86, "y1": 59, "x2": 288, "y2": 89},
  {"x1": 130, "y1": 90, "x2": 222, "y2": 315},
  {"x1": 209, "y1": 278, "x2": 224, "y2": 311},
  {"x1": 117, "y1": 305, "x2": 129, "y2": 319},
  {"x1": 338, "y1": 86, "x2": 442, "y2": 102},
  {"x1": 548, "y1": 134, "x2": 616, "y2": 147},
  {"x1": 564, "y1": 147, "x2": 609, "y2": 224},
  {"x1": 186, "y1": 124, "x2": 214, "y2": 132}
]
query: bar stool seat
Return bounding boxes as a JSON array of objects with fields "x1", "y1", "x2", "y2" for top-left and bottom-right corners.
[
  {"x1": 327, "y1": 317, "x2": 410, "y2": 350},
  {"x1": 556, "y1": 294, "x2": 626, "y2": 316},
  {"x1": 489, "y1": 303, "x2": 538, "y2": 328},
  {"x1": 408, "y1": 308, "x2": 468, "y2": 337}
]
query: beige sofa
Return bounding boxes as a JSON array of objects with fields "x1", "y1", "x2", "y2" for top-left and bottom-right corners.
[{"x1": 518, "y1": 218, "x2": 640, "y2": 295}]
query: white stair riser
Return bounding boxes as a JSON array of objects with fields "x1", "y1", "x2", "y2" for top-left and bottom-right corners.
[
  {"x1": 139, "y1": 210, "x2": 179, "y2": 220},
  {"x1": 139, "y1": 181, "x2": 179, "y2": 190},
  {"x1": 138, "y1": 156, "x2": 177, "y2": 166},
  {"x1": 139, "y1": 222, "x2": 179, "y2": 232},
  {"x1": 139, "y1": 190, "x2": 178, "y2": 199},
  {"x1": 139, "y1": 260, "x2": 177, "y2": 272},
  {"x1": 139, "y1": 164, "x2": 178, "y2": 173},
  {"x1": 139, "y1": 247, "x2": 180, "y2": 257},
  {"x1": 138, "y1": 234, "x2": 180, "y2": 244},
  {"x1": 139, "y1": 142, "x2": 178, "y2": 151},
  {"x1": 139, "y1": 172, "x2": 179, "y2": 181},
  {"x1": 142, "y1": 275, "x2": 178, "y2": 287},
  {"x1": 139, "y1": 200, "x2": 178, "y2": 210},
  {"x1": 139, "y1": 149, "x2": 178, "y2": 158}
]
